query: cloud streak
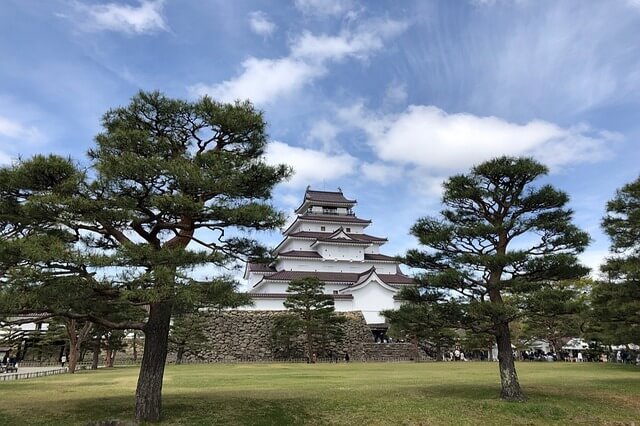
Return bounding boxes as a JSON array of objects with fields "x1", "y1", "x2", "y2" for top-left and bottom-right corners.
[
  {"x1": 189, "y1": 19, "x2": 407, "y2": 105},
  {"x1": 66, "y1": 0, "x2": 168, "y2": 35},
  {"x1": 248, "y1": 11, "x2": 277, "y2": 37}
]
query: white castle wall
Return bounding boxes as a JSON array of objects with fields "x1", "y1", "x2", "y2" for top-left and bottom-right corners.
[
  {"x1": 242, "y1": 296, "x2": 355, "y2": 312},
  {"x1": 350, "y1": 280, "x2": 399, "y2": 324},
  {"x1": 290, "y1": 222, "x2": 367, "y2": 234},
  {"x1": 276, "y1": 258, "x2": 397, "y2": 274},
  {"x1": 316, "y1": 243, "x2": 364, "y2": 261}
]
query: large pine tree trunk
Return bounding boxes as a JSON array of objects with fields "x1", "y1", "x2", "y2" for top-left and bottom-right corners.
[
  {"x1": 175, "y1": 346, "x2": 184, "y2": 365},
  {"x1": 132, "y1": 332, "x2": 138, "y2": 362},
  {"x1": 66, "y1": 320, "x2": 79, "y2": 374},
  {"x1": 495, "y1": 322, "x2": 526, "y2": 401},
  {"x1": 135, "y1": 301, "x2": 172, "y2": 422},
  {"x1": 91, "y1": 340, "x2": 100, "y2": 370}
]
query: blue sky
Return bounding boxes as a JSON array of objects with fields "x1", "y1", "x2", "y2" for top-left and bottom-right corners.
[{"x1": 1, "y1": 0, "x2": 640, "y2": 280}]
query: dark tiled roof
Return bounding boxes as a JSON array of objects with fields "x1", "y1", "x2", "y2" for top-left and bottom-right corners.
[
  {"x1": 248, "y1": 292, "x2": 353, "y2": 300},
  {"x1": 247, "y1": 263, "x2": 276, "y2": 273},
  {"x1": 287, "y1": 231, "x2": 387, "y2": 242},
  {"x1": 276, "y1": 251, "x2": 397, "y2": 262},
  {"x1": 278, "y1": 250, "x2": 322, "y2": 258},
  {"x1": 261, "y1": 270, "x2": 414, "y2": 286},
  {"x1": 364, "y1": 253, "x2": 397, "y2": 261},
  {"x1": 300, "y1": 214, "x2": 371, "y2": 224},
  {"x1": 305, "y1": 189, "x2": 355, "y2": 204}
]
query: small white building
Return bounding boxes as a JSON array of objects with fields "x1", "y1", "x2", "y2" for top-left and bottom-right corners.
[{"x1": 243, "y1": 188, "x2": 414, "y2": 324}]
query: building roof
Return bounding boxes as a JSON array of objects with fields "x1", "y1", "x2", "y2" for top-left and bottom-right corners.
[
  {"x1": 295, "y1": 188, "x2": 357, "y2": 213},
  {"x1": 249, "y1": 292, "x2": 354, "y2": 300},
  {"x1": 258, "y1": 270, "x2": 414, "y2": 286},
  {"x1": 278, "y1": 250, "x2": 323, "y2": 258},
  {"x1": 281, "y1": 214, "x2": 371, "y2": 236},
  {"x1": 287, "y1": 231, "x2": 387, "y2": 243},
  {"x1": 276, "y1": 250, "x2": 397, "y2": 262},
  {"x1": 246, "y1": 263, "x2": 277, "y2": 273},
  {"x1": 299, "y1": 214, "x2": 371, "y2": 224},
  {"x1": 304, "y1": 189, "x2": 356, "y2": 204},
  {"x1": 363, "y1": 253, "x2": 398, "y2": 262}
]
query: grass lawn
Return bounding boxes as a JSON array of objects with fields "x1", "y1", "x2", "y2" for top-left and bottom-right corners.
[{"x1": 0, "y1": 362, "x2": 638, "y2": 425}]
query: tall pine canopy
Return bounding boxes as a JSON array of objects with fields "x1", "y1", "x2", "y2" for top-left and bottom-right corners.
[
  {"x1": 405, "y1": 156, "x2": 589, "y2": 401},
  {"x1": 593, "y1": 176, "x2": 640, "y2": 344},
  {"x1": 0, "y1": 91, "x2": 290, "y2": 421}
]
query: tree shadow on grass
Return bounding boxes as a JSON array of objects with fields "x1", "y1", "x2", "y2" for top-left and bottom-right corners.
[{"x1": 70, "y1": 393, "x2": 322, "y2": 426}]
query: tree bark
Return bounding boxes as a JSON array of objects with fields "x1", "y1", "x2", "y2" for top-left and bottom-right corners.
[
  {"x1": 67, "y1": 320, "x2": 79, "y2": 374},
  {"x1": 132, "y1": 332, "x2": 138, "y2": 362},
  {"x1": 135, "y1": 301, "x2": 172, "y2": 422},
  {"x1": 105, "y1": 347, "x2": 114, "y2": 368},
  {"x1": 91, "y1": 340, "x2": 100, "y2": 370},
  {"x1": 176, "y1": 346, "x2": 184, "y2": 365},
  {"x1": 65, "y1": 320, "x2": 93, "y2": 374},
  {"x1": 495, "y1": 322, "x2": 526, "y2": 401}
]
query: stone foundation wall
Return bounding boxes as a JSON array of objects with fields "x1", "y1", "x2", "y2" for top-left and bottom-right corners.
[{"x1": 184, "y1": 310, "x2": 424, "y2": 362}]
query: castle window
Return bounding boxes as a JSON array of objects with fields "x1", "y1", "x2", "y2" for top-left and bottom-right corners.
[
  {"x1": 346, "y1": 227, "x2": 351, "y2": 232},
  {"x1": 321, "y1": 226, "x2": 326, "y2": 231}
]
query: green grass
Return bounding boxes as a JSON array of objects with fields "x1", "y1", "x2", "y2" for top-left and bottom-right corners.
[{"x1": 0, "y1": 362, "x2": 639, "y2": 425}]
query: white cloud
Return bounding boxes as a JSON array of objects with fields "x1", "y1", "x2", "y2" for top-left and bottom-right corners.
[
  {"x1": 189, "y1": 57, "x2": 323, "y2": 104},
  {"x1": 190, "y1": 19, "x2": 408, "y2": 105},
  {"x1": 294, "y1": 0, "x2": 356, "y2": 17},
  {"x1": 360, "y1": 162, "x2": 403, "y2": 184},
  {"x1": 340, "y1": 104, "x2": 616, "y2": 172},
  {"x1": 248, "y1": 11, "x2": 276, "y2": 37},
  {"x1": 265, "y1": 141, "x2": 357, "y2": 188},
  {"x1": 0, "y1": 116, "x2": 42, "y2": 143},
  {"x1": 579, "y1": 249, "x2": 609, "y2": 278},
  {"x1": 384, "y1": 81, "x2": 408, "y2": 105},
  {"x1": 70, "y1": 0, "x2": 168, "y2": 34},
  {"x1": 291, "y1": 20, "x2": 407, "y2": 62},
  {"x1": 306, "y1": 120, "x2": 340, "y2": 152}
]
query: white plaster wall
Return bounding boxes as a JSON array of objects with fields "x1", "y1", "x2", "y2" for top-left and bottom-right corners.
[
  {"x1": 317, "y1": 243, "x2": 365, "y2": 261},
  {"x1": 253, "y1": 281, "x2": 347, "y2": 294},
  {"x1": 277, "y1": 239, "x2": 315, "y2": 253},
  {"x1": 350, "y1": 279, "x2": 398, "y2": 324},
  {"x1": 276, "y1": 259, "x2": 324, "y2": 271},
  {"x1": 334, "y1": 299, "x2": 354, "y2": 312},
  {"x1": 364, "y1": 244, "x2": 381, "y2": 254},
  {"x1": 276, "y1": 258, "x2": 397, "y2": 274},
  {"x1": 290, "y1": 222, "x2": 367, "y2": 234},
  {"x1": 247, "y1": 272, "x2": 266, "y2": 287}
]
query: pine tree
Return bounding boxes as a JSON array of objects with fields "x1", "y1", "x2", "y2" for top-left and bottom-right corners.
[
  {"x1": 406, "y1": 156, "x2": 589, "y2": 401},
  {"x1": 0, "y1": 91, "x2": 289, "y2": 421},
  {"x1": 383, "y1": 288, "x2": 460, "y2": 361},
  {"x1": 519, "y1": 281, "x2": 587, "y2": 356},
  {"x1": 280, "y1": 277, "x2": 345, "y2": 361},
  {"x1": 593, "y1": 176, "x2": 640, "y2": 344}
]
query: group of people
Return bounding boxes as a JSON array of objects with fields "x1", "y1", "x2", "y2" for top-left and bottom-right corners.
[
  {"x1": 308, "y1": 351, "x2": 350, "y2": 364},
  {"x1": 444, "y1": 348, "x2": 466, "y2": 361},
  {"x1": 0, "y1": 350, "x2": 19, "y2": 373}
]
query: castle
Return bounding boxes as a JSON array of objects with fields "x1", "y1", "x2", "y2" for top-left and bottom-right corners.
[{"x1": 243, "y1": 187, "x2": 414, "y2": 325}]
